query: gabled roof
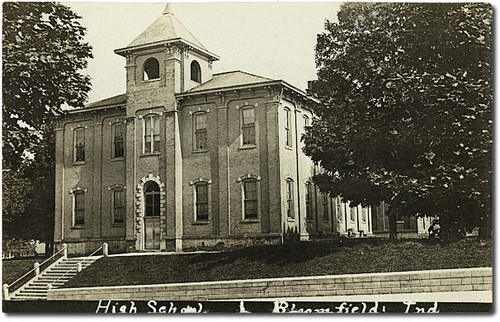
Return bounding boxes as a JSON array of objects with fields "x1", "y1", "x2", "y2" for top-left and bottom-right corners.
[
  {"x1": 184, "y1": 70, "x2": 275, "y2": 94},
  {"x1": 178, "y1": 70, "x2": 320, "y2": 104},
  {"x1": 85, "y1": 93, "x2": 127, "y2": 109},
  {"x1": 66, "y1": 93, "x2": 127, "y2": 113},
  {"x1": 75, "y1": 71, "x2": 318, "y2": 113},
  {"x1": 115, "y1": 4, "x2": 218, "y2": 60}
]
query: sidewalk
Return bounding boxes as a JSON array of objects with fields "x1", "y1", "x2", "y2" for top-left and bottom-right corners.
[{"x1": 234, "y1": 291, "x2": 492, "y2": 303}]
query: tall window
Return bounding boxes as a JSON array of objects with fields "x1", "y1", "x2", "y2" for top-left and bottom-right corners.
[
  {"x1": 304, "y1": 115, "x2": 310, "y2": 128},
  {"x1": 194, "y1": 112, "x2": 207, "y2": 151},
  {"x1": 73, "y1": 191, "x2": 85, "y2": 226},
  {"x1": 113, "y1": 189, "x2": 125, "y2": 224},
  {"x1": 144, "y1": 115, "x2": 160, "y2": 154},
  {"x1": 322, "y1": 193, "x2": 329, "y2": 221},
  {"x1": 285, "y1": 108, "x2": 292, "y2": 147},
  {"x1": 286, "y1": 179, "x2": 294, "y2": 219},
  {"x1": 305, "y1": 183, "x2": 312, "y2": 220},
  {"x1": 143, "y1": 58, "x2": 159, "y2": 80},
  {"x1": 336, "y1": 198, "x2": 343, "y2": 222},
  {"x1": 195, "y1": 183, "x2": 209, "y2": 221},
  {"x1": 362, "y1": 208, "x2": 367, "y2": 223},
  {"x1": 241, "y1": 106, "x2": 256, "y2": 145},
  {"x1": 74, "y1": 128, "x2": 85, "y2": 163},
  {"x1": 112, "y1": 123, "x2": 125, "y2": 159},
  {"x1": 243, "y1": 179, "x2": 258, "y2": 219},
  {"x1": 144, "y1": 182, "x2": 160, "y2": 217},
  {"x1": 350, "y1": 207, "x2": 356, "y2": 222},
  {"x1": 190, "y1": 60, "x2": 201, "y2": 83}
]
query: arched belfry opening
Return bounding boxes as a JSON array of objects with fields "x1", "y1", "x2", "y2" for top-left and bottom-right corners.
[
  {"x1": 143, "y1": 58, "x2": 160, "y2": 80},
  {"x1": 190, "y1": 60, "x2": 201, "y2": 83}
]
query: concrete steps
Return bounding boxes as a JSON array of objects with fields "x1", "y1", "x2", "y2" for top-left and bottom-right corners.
[{"x1": 9, "y1": 257, "x2": 99, "y2": 301}]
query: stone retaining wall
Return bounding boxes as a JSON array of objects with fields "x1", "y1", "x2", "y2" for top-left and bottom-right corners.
[{"x1": 47, "y1": 267, "x2": 492, "y2": 301}]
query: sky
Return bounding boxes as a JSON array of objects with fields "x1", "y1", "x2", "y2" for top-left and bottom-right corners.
[{"x1": 63, "y1": 1, "x2": 342, "y2": 105}]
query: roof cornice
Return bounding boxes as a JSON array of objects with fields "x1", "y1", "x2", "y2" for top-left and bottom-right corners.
[
  {"x1": 177, "y1": 80, "x2": 321, "y2": 104},
  {"x1": 115, "y1": 38, "x2": 219, "y2": 61},
  {"x1": 65, "y1": 103, "x2": 126, "y2": 115}
]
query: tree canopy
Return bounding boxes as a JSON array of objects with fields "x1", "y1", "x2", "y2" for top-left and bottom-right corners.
[
  {"x1": 2, "y1": 2, "x2": 93, "y2": 248},
  {"x1": 303, "y1": 2, "x2": 492, "y2": 238},
  {"x1": 2, "y1": 2, "x2": 93, "y2": 169}
]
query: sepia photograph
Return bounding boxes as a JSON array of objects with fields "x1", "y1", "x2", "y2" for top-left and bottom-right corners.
[{"x1": 1, "y1": 1, "x2": 493, "y2": 314}]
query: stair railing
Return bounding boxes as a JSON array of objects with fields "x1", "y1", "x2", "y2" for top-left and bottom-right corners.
[
  {"x1": 47, "y1": 243, "x2": 108, "y2": 291},
  {"x1": 3, "y1": 244, "x2": 68, "y2": 300}
]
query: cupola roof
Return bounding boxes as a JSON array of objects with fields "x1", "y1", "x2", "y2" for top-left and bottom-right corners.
[{"x1": 115, "y1": 4, "x2": 218, "y2": 60}]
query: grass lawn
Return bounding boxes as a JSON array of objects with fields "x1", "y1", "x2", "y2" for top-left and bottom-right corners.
[
  {"x1": 2, "y1": 257, "x2": 45, "y2": 286},
  {"x1": 62, "y1": 238, "x2": 492, "y2": 289}
]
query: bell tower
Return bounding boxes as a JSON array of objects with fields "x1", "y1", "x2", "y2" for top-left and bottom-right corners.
[
  {"x1": 115, "y1": 3, "x2": 219, "y2": 115},
  {"x1": 114, "y1": 4, "x2": 218, "y2": 252}
]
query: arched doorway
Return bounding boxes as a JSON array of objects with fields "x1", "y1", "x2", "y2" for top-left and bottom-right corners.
[{"x1": 144, "y1": 181, "x2": 161, "y2": 249}]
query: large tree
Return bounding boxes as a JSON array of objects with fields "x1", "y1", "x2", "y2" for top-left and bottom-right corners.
[
  {"x1": 303, "y1": 3, "x2": 492, "y2": 238},
  {"x1": 2, "y1": 2, "x2": 93, "y2": 249},
  {"x1": 2, "y1": 1, "x2": 92, "y2": 169}
]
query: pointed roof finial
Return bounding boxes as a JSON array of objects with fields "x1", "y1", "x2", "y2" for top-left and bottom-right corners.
[{"x1": 163, "y1": 3, "x2": 172, "y2": 15}]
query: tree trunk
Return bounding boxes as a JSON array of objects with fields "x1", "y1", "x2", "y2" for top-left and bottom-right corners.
[
  {"x1": 389, "y1": 213, "x2": 398, "y2": 239},
  {"x1": 478, "y1": 214, "x2": 492, "y2": 239}
]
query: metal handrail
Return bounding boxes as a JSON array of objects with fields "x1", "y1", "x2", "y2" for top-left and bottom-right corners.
[
  {"x1": 48, "y1": 245, "x2": 104, "y2": 288},
  {"x1": 6, "y1": 244, "x2": 67, "y2": 290}
]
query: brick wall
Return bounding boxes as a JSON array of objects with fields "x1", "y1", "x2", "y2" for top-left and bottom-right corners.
[{"x1": 47, "y1": 267, "x2": 492, "y2": 301}]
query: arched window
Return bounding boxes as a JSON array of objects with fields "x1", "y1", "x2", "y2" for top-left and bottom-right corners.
[
  {"x1": 144, "y1": 114, "x2": 160, "y2": 154},
  {"x1": 286, "y1": 178, "x2": 294, "y2": 219},
  {"x1": 305, "y1": 182, "x2": 312, "y2": 220},
  {"x1": 303, "y1": 115, "x2": 310, "y2": 128},
  {"x1": 336, "y1": 198, "x2": 343, "y2": 222},
  {"x1": 190, "y1": 60, "x2": 201, "y2": 83},
  {"x1": 112, "y1": 123, "x2": 125, "y2": 159},
  {"x1": 284, "y1": 108, "x2": 292, "y2": 147},
  {"x1": 193, "y1": 112, "x2": 207, "y2": 151},
  {"x1": 143, "y1": 58, "x2": 160, "y2": 81},
  {"x1": 195, "y1": 182, "x2": 209, "y2": 221},
  {"x1": 322, "y1": 193, "x2": 329, "y2": 221},
  {"x1": 241, "y1": 106, "x2": 256, "y2": 146},
  {"x1": 190, "y1": 178, "x2": 212, "y2": 222},
  {"x1": 243, "y1": 179, "x2": 258, "y2": 219},
  {"x1": 73, "y1": 128, "x2": 85, "y2": 163},
  {"x1": 73, "y1": 190, "x2": 85, "y2": 226},
  {"x1": 350, "y1": 206, "x2": 356, "y2": 222},
  {"x1": 144, "y1": 182, "x2": 160, "y2": 217},
  {"x1": 112, "y1": 188, "x2": 125, "y2": 225}
]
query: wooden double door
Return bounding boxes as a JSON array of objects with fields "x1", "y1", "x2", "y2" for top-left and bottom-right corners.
[
  {"x1": 144, "y1": 216, "x2": 161, "y2": 250},
  {"x1": 144, "y1": 181, "x2": 161, "y2": 250}
]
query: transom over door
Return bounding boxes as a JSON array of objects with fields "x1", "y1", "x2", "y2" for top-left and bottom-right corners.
[{"x1": 144, "y1": 181, "x2": 161, "y2": 249}]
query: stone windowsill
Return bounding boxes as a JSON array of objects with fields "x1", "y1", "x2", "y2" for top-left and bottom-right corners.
[
  {"x1": 238, "y1": 145, "x2": 257, "y2": 150},
  {"x1": 192, "y1": 149, "x2": 208, "y2": 154},
  {"x1": 240, "y1": 219, "x2": 259, "y2": 224},
  {"x1": 192, "y1": 221, "x2": 210, "y2": 225},
  {"x1": 140, "y1": 152, "x2": 161, "y2": 158},
  {"x1": 142, "y1": 78, "x2": 160, "y2": 83}
]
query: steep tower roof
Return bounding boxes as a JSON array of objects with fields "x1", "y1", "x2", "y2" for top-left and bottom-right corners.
[{"x1": 115, "y1": 4, "x2": 218, "y2": 60}]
